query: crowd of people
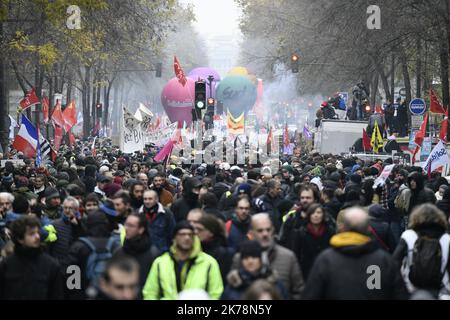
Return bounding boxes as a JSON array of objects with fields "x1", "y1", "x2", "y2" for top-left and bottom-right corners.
[{"x1": 0, "y1": 138, "x2": 449, "y2": 300}]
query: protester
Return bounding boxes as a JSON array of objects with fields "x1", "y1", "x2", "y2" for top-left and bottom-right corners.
[
  {"x1": 0, "y1": 216, "x2": 64, "y2": 299},
  {"x1": 142, "y1": 221, "x2": 223, "y2": 300},
  {"x1": 303, "y1": 207, "x2": 408, "y2": 299},
  {"x1": 171, "y1": 177, "x2": 202, "y2": 222},
  {"x1": 226, "y1": 196, "x2": 252, "y2": 250}
]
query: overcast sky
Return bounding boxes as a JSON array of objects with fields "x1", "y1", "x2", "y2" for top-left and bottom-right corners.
[
  {"x1": 179, "y1": 0, "x2": 243, "y2": 75},
  {"x1": 179, "y1": 0, "x2": 242, "y2": 37}
]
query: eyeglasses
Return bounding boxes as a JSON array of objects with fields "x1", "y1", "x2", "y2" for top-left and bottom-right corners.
[{"x1": 63, "y1": 206, "x2": 75, "y2": 211}]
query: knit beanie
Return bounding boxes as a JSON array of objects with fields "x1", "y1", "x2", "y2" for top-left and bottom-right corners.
[{"x1": 239, "y1": 240, "x2": 263, "y2": 259}]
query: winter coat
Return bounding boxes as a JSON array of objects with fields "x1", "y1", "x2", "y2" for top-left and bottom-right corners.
[
  {"x1": 171, "y1": 179, "x2": 200, "y2": 222},
  {"x1": 142, "y1": 236, "x2": 223, "y2": 300},
  {"x1": 114, "y1": 234, "x2": 160, "y2": 291},
  {"x1": 226, "y1": 215, "x2": 251, "y2": 251},
  {"x1": 201, "y1": 238, "x2": 234, "y2": 283},
  {"x1": 63, "y1": 236, "x2": 121, "y2": 299},
  {"x1": 253, "y1": 193, "x2": 283, "y2": 233},
  {"x1": 49, "y1": 216, "x2": 85, "y2": 263},
  {"x1": 393, "y1": 222, "x2": 449, "y2": 294},
  {"x1": 222, "y1": 267, "x2": 287, "y2": 300},
  {"x1": 303, "y1": 232, "x2": 408, "y2": 300},
  {"x1": 436, "y1": 188, "x2": 450, "y2": 219},
  {"x1": 213, "y1": 182, "x2": 231, "y2": 201},
  {"x1": 0, "y1": 245, "x2": 64, "y2": 300},
  {"x1": 292, "y1": 223, "x2": 335, "y2": 279},
  {"x1": 231, "y1": 243, "x2": 304, "y2": 300},
  {"x1": 153, "y1": 188, "x2": 173, "y2": 207},
  {"x1": 139, "y1": 202, "x2": 175, "y2": 252}
]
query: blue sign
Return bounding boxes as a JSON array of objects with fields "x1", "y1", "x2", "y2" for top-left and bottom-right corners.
[{"x1": 409, "y1": 98, "x2": 426, "y2": 115}]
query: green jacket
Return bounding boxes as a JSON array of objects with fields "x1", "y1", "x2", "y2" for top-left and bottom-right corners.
[{"x1": 142, "y1": 236, "x2": 223, "y2": 300}]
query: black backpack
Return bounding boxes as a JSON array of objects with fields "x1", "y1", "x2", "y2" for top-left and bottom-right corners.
[{"x1": 409, "y1": 236, "x2": 444, "y2": 290}]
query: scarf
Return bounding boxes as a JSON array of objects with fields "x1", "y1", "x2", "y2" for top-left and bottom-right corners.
[{"x1": 306, "y1": 223, "x2": 326, "y2": 238}]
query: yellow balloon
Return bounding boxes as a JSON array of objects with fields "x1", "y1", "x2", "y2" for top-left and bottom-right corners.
[{"x1": 227, "y1": 67, "x2": 257, "y2": 84}]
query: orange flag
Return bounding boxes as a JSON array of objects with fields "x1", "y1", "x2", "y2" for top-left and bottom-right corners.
[
  {"x1": 62, "y1": 100, "x2": 77, "y2": 132},
  {"x1": 52, "y1": 100, "x2": 65, "y2": 129}
]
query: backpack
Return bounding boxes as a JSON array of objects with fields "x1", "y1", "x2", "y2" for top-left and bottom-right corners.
[
  {"x1": 78, "y1": 237, "x2": 116, "y2": 286},
  {"x1": 401, "y1": 230, "x2": 450, "y2": 293}
]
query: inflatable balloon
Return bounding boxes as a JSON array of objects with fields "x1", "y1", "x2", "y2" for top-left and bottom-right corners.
[
  {"x1": 161, "y1": 77, "x2": 195, "y2": 125},
  {"x1": 188, "y1": 67, "x2": 221, "y2": 98},
  {"x1": 216, "y1": 75, "x2": 257, "y2": 118},
  {"x1": 227, "y1": 67, "x2": 257, "y2": 84}
]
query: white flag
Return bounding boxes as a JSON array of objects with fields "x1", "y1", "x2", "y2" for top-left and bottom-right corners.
[
  {"x1": 422, "y1": 140, "x2": 450, "y2": 173},
  {"x1": 9, "y1": 115, "x2": 17, "y2": 139}
]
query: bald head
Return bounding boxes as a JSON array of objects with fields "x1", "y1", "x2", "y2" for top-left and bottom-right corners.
[
  {"x1": 342, "y1": 207, "x2": 369, "y2": 234},
  {"x1": 250, "y1": 213, "x2": 274, "y2": 248}
]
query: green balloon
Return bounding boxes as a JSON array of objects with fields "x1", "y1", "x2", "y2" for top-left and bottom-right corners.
[{"x1": 216, "y1": 75, "x2": 257, "y2": 117}]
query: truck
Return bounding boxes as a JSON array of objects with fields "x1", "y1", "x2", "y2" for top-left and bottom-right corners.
[{"x1": 314, "y1": 119, "x2": 368, "y2": 155}]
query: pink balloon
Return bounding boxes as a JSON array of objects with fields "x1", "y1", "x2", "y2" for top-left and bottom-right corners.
[{"x1": 161, "y1": 77, "x2": 195, "y2": 125}]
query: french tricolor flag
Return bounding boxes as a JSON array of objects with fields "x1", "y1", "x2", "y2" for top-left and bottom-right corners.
[{"x1": 12, "y1": 114, "x2": 38, "y2": 158}]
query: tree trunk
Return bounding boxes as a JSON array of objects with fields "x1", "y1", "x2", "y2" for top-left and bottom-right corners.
[
  {"x1": 83, "y1": 66, "x2": 91, "y2": 137},
  {"x1": 371, "y1": 73, "x2": 378, "y2": 109},
  {"x1": 391, "y1": 53, "x2": 395, "y2": 102},
  {"x1": 440, "y1": 35, "x2": 449, "y2": 108},
  {"x1": 376, "y1": 60, "x2": 390, "y2": 103},
  {"x1": 416, "y1": 38, "x2": 422, "y2": 98},
  {"x1": 399, "y1": 46, "x2": 412, "y2": 105}
]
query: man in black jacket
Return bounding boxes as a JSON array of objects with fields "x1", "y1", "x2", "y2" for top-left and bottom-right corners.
[
  {"x1": 171, "y1": 177, "x2": 202, "y2": 222},
  {"x1": 63, "y1": 211, "x2": 121, "y2": 299},
  {"x1": 0, "y1": 216, "x2": 64, "y2": 299},
  {"x1": 114, "y1": 213, "x2": 159, "y2": 294},
  {"x1": 303, "y1": 206, "x2": 408, "y2": 300},
  {"x1": 253, "y1": 179, "x2": 283, "y2": 232},
  {"x1": 50, "y1": 196, "x2": 85, "y2": 263}
]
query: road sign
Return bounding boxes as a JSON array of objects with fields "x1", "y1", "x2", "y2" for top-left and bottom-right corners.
[
  {"x1": 399, "y1": 88, "x2": 406, "y2": 96},
  {"x1": 409, "y1": 98, "x2": 426, "y2": 115}
]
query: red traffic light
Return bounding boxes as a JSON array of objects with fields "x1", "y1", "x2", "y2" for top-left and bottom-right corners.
[
  {"x1": 207, "y1": 98, "x2": 215, "y2": 106},
  {"x1": 365, "y1": 105, "x2": 372, "y2": 112},
  {"x1": 291, "y1": 54, "x2": 299, "y2": 61}
]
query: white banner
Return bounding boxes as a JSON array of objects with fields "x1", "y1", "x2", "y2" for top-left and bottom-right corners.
[
  {"x1": 121, "y1": 107, "x2": 144, "y2": 153},
  {"x1": 144, "y1": 122, "x2": 178, "y2": 146},
  {"x1": 422, "y1": 140, "x2": 450, "y2": 173},
  {"x1": 373, "y1": 164, "x2": 395, "y2": 188}
]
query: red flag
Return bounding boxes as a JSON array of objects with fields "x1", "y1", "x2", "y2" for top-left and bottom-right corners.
[
  {"x1": 174, "y1": 56, "x2": 187, "y2": 86},
  {"x1": 412, "y1": 112, "x2": 429, "y2": 164},
  {"x1": 439, "y1": 107, "x2": 449, "y2": 143},
  {"x1": 362, "y1": 128, "x2": 372, "y2": 151},
  {"x1": 68, "y1": 130, "x2": 76, "y2": 146},
  {"x1": 62, "y1": 100, "x2": 77, "y2": 132},
  {"x1": 54, "y1": 125, "x2": 63, "y2": 151},
  {"x1": 42, "y1": 96, "x2": 49, "y2": 123},
  {"x1": 430, "y1": 88, "x2": 446, "y2": 114},
  {"x1": 154, "y1": 139, "x2": 175, "y2": 162},
  {"x1": 19, "y1": 87, "x2": 40, "y2": 111},
  {"x1": 283, "y1": 124, "x2": 290, "y2": 147},
  {"x1": 52, "y1": 100, "x2": 65, "y2": 128}
]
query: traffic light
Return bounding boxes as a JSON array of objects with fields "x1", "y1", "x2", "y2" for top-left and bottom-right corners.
[
  {"x1": 291, "y1": 54, "x2": 299, "y2": 73},
  {"x1": 205, "y1": 98, "x2": 215, "y2": 130},
  {"x1": 195, "y1": 81, "x2": 206, "y2": 120}
]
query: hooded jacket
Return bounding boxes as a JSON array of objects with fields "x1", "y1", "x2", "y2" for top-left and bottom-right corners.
[
  {"x1": 171, "y1": 177, "x2": 201, "y2": 223},
  {"x1": 406, "y1": 172, "x2": 436, "y2": 214},
  {"x1": 368, "y1": 205, "x2": 396, "y2": 253},
  {"x1": 302, "y1": 232, "x2": 408, "y2": 300},
  {"x1": 436, "y1": 188, "x2": 450, "y2": 219},
  {"x1": 142, "y1": 236, "x2": 223, "y2": 300}
]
